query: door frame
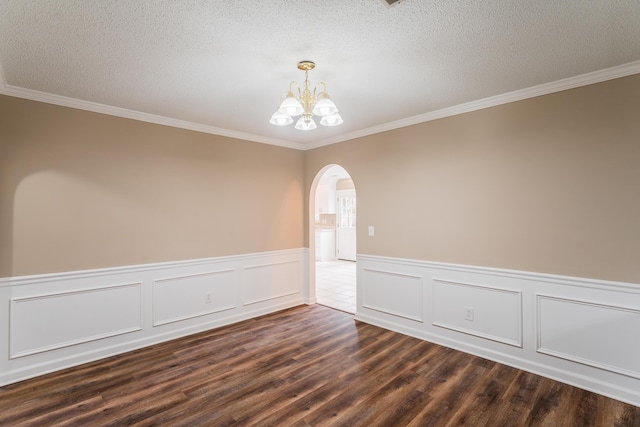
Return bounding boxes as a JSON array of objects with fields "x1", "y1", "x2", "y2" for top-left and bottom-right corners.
[
  {"x1": 307, "y1": 164, "x2": 356, "y2": 305},
  {"x1": 336, "y1": 189, "x2": 356, "y2": 261}
]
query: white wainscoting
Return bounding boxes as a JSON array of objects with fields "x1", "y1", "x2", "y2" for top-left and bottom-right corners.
[
  {"x1": 244, "y1": 261, "x2": 301, "y2": 306},
  {"x1": 355, "y1": 254, "x2": 640, "y2": 407},
  {"x1": 432, "y1": 279, "x2": 522, "y2": 347},
  {"x1": 152, "y1": 270, "x2": 236, "y2": 326},
  {"x1": 10, "y1": 282, "x2": 142, "y2": 358},
  {"x1": 537, "y1": 295, "x2": 640, "y2": 380},
  {"x1": 361, "y1": 268, "x2": 423, "y2": 322},
  {"x1": 0, "y1": 249, "x2": 306, "y2": 386}
]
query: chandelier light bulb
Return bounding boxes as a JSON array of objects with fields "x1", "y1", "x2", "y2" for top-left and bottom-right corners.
[
  {"x1": 269, "y1": 61, "x2": 343, "y2": 131},
  {"x1": 269, "y1": 111, "x2": 294, "y2": 126},
  {"x1": 312, "y1": 97, "x2": 338, "y2": 117},
  {"x1": 295, "y1": 117, "x2": 317, "y2": 131},
  {"x1": 320, "y1": 113, "x2": 343, "y2": 127},
  {"x1": 278, "y1": 95, "x2": 304, "y2": 117}
]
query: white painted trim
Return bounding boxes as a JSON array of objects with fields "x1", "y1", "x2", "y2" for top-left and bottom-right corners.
[
  {"x1": 362, "y1": 267, "x2": 422, "y2": 281},
  {"x1": 152, "y1": 269, "x2": 237, "y2": 285},
  {"x1": 354, "y1": 310, "x2": 640, "y2": 408},
  {"x1": 243, "y1": 290, "x2": 300, "y2": 306},
  {"x1": 243, "y1": 259, "x2": 300, "y2": 271},
  {"x1": 0, "y1": 82, "x2": 304, "y2": 151},
  {"x1": 9, "y1": 282, "x2": 143, "y2": 358},
  {"x1": 152, "y1": 304, "x2": 237, "y2": 327},
  {"x1": 361, "y1": 268, "x2": 424, "y2": 322},
  {"x1": 2, "y1": 58, "x2": 639, "y2": 151},
  {"x1": 0, "y1": 248, "x2": 304, "y2": 286},
  {"x1": 4, "y1": 298, "x2": 301, "y2": 387},
  {"x1": 152, "y1": 270, "x2": 237, "y2": 327},
  {"x1": 536, "y1": 294, "x2": 640, "y2": 380},
  {"x1": 0, "y1": 249, "x2": 307, "y2": 387},
  {"x1": 243, "y1": 260, "x2": 302, "y2": 306},
  {"x1": 357, "y1": 254, "x2": 640, "y2": 294},
  {"x1": 432, "y1": 279, "x2": 523, "y2": 348},
  {"x1": 355, "y1": 253, "x2": 640, "y2": 407},
  {"x1": 306, "y1": 60, "x2": 640, "y2": 149}
]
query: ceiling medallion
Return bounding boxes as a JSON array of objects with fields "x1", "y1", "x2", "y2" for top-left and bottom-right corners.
[{"x1": 269, "y1": 61, "x2": 343, "y2": 131}]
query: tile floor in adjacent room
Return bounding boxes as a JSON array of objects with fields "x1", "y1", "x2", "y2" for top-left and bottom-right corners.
[{"x1": 315, "y1": 260, "x2": 356, "y2": 314}]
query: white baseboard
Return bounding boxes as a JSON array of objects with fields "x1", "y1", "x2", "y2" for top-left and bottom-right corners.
[
  {"x1": 355, "y1": 254, "x2": 640, "y2": 407},
  {"x1": 0, "y1": 249, "x2": 307, "y2": 386}
]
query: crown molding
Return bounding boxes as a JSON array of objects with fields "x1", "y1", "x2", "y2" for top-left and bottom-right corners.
[
  {"x1": 0, "y1": 70, "x2": 304, "y2": 151},
  {"x1": 305, "y1": 60, "x2": 640, "y2": 150},
  {"x1": 2, "y1": 60, "x2": 640, "y2": 151}
]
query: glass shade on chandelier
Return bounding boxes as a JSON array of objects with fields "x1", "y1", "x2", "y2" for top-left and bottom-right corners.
[
  {"x1": 269, "y1": 111, "x2": 294, "y2": 126},
  {"x1": 320, "y1": 113, "x2": 344, "y2": 126},
  {"x1": 295, "y1": 115, "x2": 317, "y2": 130},
  {"x1": 269, "y1": 61, "x2": 343, "y2": 131}
]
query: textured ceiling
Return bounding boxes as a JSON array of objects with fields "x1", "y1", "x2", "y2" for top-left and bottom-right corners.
[{"x1": 1, "y1": 0, "x2": 640, "y2": 149}]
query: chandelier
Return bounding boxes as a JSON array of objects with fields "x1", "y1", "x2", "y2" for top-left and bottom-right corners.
[{"x1": 269, "y1": 61, "x2": 343, "y2": 131}]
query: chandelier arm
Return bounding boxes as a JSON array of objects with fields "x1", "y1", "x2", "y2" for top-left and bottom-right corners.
[
  {"x1": 288, "y1": 81, "x2": 301, "y2": 97},
  {"x1": 313, "y1": 82, "x2": 328, "y2": 98}
]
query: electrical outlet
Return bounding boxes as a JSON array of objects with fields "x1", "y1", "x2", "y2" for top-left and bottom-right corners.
[{"x1": 464, "y1": 306, "x2": 474, "y2": 321}]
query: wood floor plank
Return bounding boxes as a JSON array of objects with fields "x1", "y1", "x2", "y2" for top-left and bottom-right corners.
[
  {"x1": 300, "y1": 338, "x2": 431, "y2": 426},
  {"x1": 255, "y1": 330, "x2": 414, "y2": 425},
  {"x1": 317, "y1": 340, "x2": 444, "y2": 426},
  {"x1": 1, "y1": 304, "x2": 639, "y2": 426},
  {"x1": 453, "y1": 362, "x2": 521, "y2": 425}
]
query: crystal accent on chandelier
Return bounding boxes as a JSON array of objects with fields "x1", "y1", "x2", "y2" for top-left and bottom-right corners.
[{"x1": 270, "y1": 61, "x2": 342, "y2": 131}]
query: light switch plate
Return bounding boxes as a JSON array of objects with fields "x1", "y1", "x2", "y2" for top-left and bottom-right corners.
[{"x1": 368, "y1": 226, "x2": 375, "y2": 237}]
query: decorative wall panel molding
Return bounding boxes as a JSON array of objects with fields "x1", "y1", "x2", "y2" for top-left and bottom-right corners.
[
  {"x1": 432, "y1": 279, "x2": 522, "y2": 347},
  {"x1": 361, "y1": 268, "x2": 423, "y2": 321},
  {"x1": 152, "y1": 270, "x2": 236, "y2": 326},
  {"x1": 355, "y1": 254, "x2": 640, "y2": 407},
  {"x1": 243, "y1": 260, "x2": 301, "y2": 306},
  {"x1": 10, "y1": 282, "x2": 142, "y2": 358},
  {"x1": 0, "y1": 249, "x2": 306, "y2": 387},
  {"x1": 537, "y1": 295, "x2": 640, "y2": 380}
]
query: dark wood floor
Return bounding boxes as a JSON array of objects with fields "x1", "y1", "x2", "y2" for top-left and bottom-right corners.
[{"x1": 1, "y1": 305, "x2": 639, "y2": 426}]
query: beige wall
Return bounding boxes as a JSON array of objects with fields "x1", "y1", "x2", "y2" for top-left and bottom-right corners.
[
  {"x1": 0, "y1": 95, "x2": 304, "y2": 277},
  {"x1": 305, "y1": 74, "x2": 640, "y2": 284},
  {"x1": 3, "y1": 74, "x2": 639, "y2": 283}
]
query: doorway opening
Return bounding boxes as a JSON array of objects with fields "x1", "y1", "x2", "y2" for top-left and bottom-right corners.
[{"x1": 311, "y1": 165, "x2": 356, "y2": 314}]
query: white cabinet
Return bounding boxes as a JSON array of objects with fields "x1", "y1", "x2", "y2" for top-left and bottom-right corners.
[{"x1": 315, "y1": 228, "x2": 336, "y2": 261}]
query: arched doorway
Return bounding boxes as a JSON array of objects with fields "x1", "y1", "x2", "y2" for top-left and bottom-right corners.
[{"x1": 309, "y1": 165, "x2": 356, "y2": 313}]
